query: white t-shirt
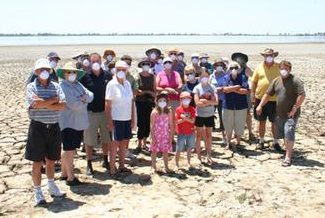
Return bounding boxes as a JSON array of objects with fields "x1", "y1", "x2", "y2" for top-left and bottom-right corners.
[{"x1": 105, "y1": 77, "x2": 133, "y2": 121}]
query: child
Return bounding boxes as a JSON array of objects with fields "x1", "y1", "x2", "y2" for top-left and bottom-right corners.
[
  {"x1": 150, "y1": 92, "x2": 174, "y2": 173},
  {"x1": 175, "y1": 92, "x2": 196, "y2": 169}
]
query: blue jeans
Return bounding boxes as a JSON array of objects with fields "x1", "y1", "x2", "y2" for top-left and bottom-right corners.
[{"x1": 176, "y1": 134, "x2": 195, "y2": 151}]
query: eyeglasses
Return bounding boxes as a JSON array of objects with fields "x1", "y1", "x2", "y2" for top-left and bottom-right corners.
[
  {"x1": 229, "y1": 67, "x2": 239, "y2": 70},
  {"x1": 169, "y1": 53, "x2": 177, "y2": 56}
]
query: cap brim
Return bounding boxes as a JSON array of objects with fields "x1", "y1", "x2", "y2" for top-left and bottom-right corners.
[{"x1": 56, "y1": 68, "x2": 85, "y2": 80}]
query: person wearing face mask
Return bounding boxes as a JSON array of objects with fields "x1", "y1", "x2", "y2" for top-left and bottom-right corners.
[
  {"x1": 149, "y1": 92, "x2": 174, "y2": 173},
  {"x1": 210, "y1": 59, "x2": 228, "y2": 143},
  {"x1": 134, "y1": 58, "x2": 156, "y2": 153},
  {"x1": 80, "y1": 53, "x2": 113, "y2": 175},
  {"x1": 145, "y1": 47, "x2": 163, "y2": 75},
  {"x1": 121, "y1": 55, "x2": 139, "y2": 96},
  {"x1": 105, "y1": 61, "x2": 135, "y2": 176},
  {"x1": 222, "y1": 61, "x2": 250, "y2": 151},
  {"x1": 154, "y1": 55, "x2": 164, "y2": 75},
  {"x1": 189, "y1": 53, "x2": 202, "y2": 78},
  {"x1": 251, "y1": 48, "x2": 281, "y2": 151},
  {"x1": 256, "y1": 61, "x2": 305, "y2": 167},
  {"x1": 25, "y1": 58, "x2": 67, "y2": 206},
  {"x1": 175, "y1": 92, "x2": 196, "y2": 169},
  {"x1": 167, "y1": 48, "x2": 185, "y2": 82},
  {"x1": 26, "y1": 51, "x2": 60, "y2": 84},
  {"x1": 199, "y1": 53, "x2": 213, "y2": 75},
  {"x1": 102, "y1": 49, "x2": 116, "y2": 72},
  {"x1": 73, "y1": 52, "x2": 90, "y2": 71},
  {"x1": 182, "y1": 66, "x2": 200, "y2": 107},
  {"x1": 57, "y1": 62, "x2": 93, "y2": 186},
  {"x1": 193, "y1": 71, "x2": 218, "y2": 164},
  {"x1": 231, "y1": 52, "x2": 256, "y2": 143}
]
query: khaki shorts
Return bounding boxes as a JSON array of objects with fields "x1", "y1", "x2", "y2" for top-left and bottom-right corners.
[
  {"x1": 84, "y1": 112, "x2": 111, "y2": 146},
  {"x1": 222, "y1": 108, "x2": 247, "y2": 136}
]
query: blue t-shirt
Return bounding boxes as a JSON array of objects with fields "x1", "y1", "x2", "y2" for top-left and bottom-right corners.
[
  {"x1": 210, "y1": 72, "x2": 227, "y2": 101},
  {"x1": 223, "y1": 72, "x2": 249, "y2": 110}
]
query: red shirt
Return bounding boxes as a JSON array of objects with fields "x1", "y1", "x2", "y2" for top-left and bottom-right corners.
[{"x1": 175, "y1": 105, "x2": 196, "y2": 135}]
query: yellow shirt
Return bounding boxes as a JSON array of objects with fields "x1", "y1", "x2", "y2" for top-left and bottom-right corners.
[{"x1": 252, "y1": 62, "x2": 280, "y2": 101}]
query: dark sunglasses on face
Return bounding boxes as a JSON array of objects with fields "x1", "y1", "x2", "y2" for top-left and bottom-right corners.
[
  {"x1": 229, "y1": 67, "x2": 239, "y2": 70},
  {"x1": 164, "y1": 61, "x2": 172, "y2": 64},
  {"x1": 66, "y1": 71, "x2": 77, "y2": 74}
]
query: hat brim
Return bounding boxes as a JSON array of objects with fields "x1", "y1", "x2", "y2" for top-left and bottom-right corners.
[
  {"x1": 156, "y1": 92, "x2": 169, "y2": 100},
  {"x1": 213, "y1": 61, "x2": 226, "y2": 68},
  {"x1": 56, "y1": 68, "x2": 85, "y2": 80},
  {"x1": 231, "y1": 53, "x2": 248, "y2": 63},
  {"x1": 145, "y1": 48, "x2": 162, "y2": 57},
  {"x1": 260, "y1": 52, "x2": 279, "y2": 57},
  {"x1": 138, "y1": 60, "x2": 154, "y2": 68}
]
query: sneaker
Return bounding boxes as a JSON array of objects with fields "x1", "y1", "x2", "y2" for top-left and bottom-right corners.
[
  {"x1": 256, "y1": 142, "x2": 265, "y2": 150},
  {"x1": 48, "y1": 182, "x2": 66, "y2": 198},
  {"x1": 66, "y1": 177, "x2": 83, "y2": 186},
  {"x1": 34, "y1": 189, "x2": 46, "y2": 206},
  {"x1": 126, "y1": 150, "x2": 136, "y2": 160},
  {"x1": 273, "y1": 143, "x2": 284, "y2": 153}
]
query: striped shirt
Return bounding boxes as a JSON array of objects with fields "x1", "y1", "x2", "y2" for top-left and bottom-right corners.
[{"x1": 26, "y1": 79, "x2": 66, "y2": 124}]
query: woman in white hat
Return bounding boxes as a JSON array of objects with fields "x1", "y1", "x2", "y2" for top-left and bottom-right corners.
[{"x1": 58, "y1": 62, "x2": 94, "y2": 186}]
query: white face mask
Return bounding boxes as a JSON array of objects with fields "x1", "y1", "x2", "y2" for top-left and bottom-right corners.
[
  {"x1": 92, "y1": 62, "x2": 101, "y2": 71},
  {"x1": 68, "y1": 73, "x2": 77, "y2": 82},
  {"x1": 201, "y1": 77, "x2": 209, "y2": 84},
  {"x1": 182, "y1": 99, "x2": 191, "y2": 106},
  {"x1": 150, "y1": 53, "x2": 157, "y2": 59},
  {"x1": 164, "y1": 63, "x2": 172, "y2": 70},
  {"x1": 192, "y1": 58, "x2": 199, "y2": 64},
  {"x1": 142, "y1": 65, "x2": 150, "y2": 72},
  {"x1": 177, "y1": 55, "x2": 183, "y2": 61},
  {"x1": 280, "y1": 69, "x2": 289, "y2": 77},
  {"x1": 216, "y1": 66, "x2": 224, "y2": 72},
  {"x1": 200, "y1": 58, "x2": 207, "y2": 63},
  {"x1": 49, "y1": 61, "x2": 57, "y2": 69},
  {"x1": 158, "y1": 100, "x2": 167, "y2": 109},
  {"x1": 117, "y1": 71, "x2": 126, "y2": 79},
  {"x1": 107, "y1": 55, "x2": 113, "y2": 62},
  {"x1": 188, "y1": 74, "x2": 195, "y2": 81},
  {"x1": 39, "y1": 70, "x2": 50, "y2": 80},
  {"x1": 170, "y1": 54, "x2": 176, "y2": 61},
  {"x1": 83, "y1": 59, "x2": 90, "y2": 67},
  {"x1": 231, "y1": 69, "x2": 238, "y2": 78},
  {"x1": 157, "y1": 59, "x2": 163, "y2": 64},
  {"x1": 265, "y1": 56, "x2": 274, "y2": 64}
]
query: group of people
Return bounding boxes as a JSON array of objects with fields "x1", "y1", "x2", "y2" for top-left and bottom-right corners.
[{"x1": 25, "y1": 47, "x2": 305, "y2": 205}]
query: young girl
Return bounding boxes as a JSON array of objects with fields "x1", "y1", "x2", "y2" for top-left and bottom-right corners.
[{"x1": 150, "y1": 92, "x2": 174, "y2": 173}]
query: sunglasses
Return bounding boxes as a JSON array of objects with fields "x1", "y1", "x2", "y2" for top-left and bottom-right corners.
[
  {"x1": 66, "y1": 71, "x2": 77, "y2": 74},
  {"x1": 164, "y1": 61, "x2": 172, "y2": 64},
  {"x1": 229, "y1": 67, "x2": 239, "y2": 70},
  {"x1": 169, "y1": 53, "x2": 177, "y2": 55}
]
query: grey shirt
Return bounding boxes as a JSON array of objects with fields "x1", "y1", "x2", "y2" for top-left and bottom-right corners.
[{"x1": 193, "y1": 83, "x2": 216, "y2": 117}]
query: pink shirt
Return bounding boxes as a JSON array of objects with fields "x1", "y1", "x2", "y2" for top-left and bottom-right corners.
[{"x1": 157, "y1": 70, "x2": 180, "y2": 100}]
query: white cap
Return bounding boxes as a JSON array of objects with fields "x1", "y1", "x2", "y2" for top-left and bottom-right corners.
[
  {"x1": 191, "y1": 53, "x2": 200, "y2": 58},
  {"x1": 162, "y1": 57, "x2": 173, "y2": 64},
  {"x1": 115, "y1": 60, "x2": 129, "y2": 69},
  {"x1": 34, "y1": 58, "x2": 51, "y2": 70}
]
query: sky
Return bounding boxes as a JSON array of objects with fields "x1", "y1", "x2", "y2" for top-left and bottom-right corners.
[{"x1": 0, "y1": 0, "x2": 324, "y2": 34}]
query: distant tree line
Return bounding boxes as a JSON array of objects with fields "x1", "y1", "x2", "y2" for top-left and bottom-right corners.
[{"x1": 0, "y1": 32, "x2": 325, "y2": 37}]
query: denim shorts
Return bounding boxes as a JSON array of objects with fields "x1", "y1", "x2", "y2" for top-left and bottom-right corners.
[
  {"x1": 176, "y1": 134, "x2": 195, "y2": 151},
  {"x1": 275, "y1": 117, "x2": 298, "y2": 142}
]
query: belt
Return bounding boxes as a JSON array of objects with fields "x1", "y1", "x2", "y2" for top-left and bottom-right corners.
[{"x1": 31, "y1": 120, "x2": 59, "y2": 129}]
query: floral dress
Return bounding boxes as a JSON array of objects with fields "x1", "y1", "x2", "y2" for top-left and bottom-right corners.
[{"x1": 150, "y1": 113, "x2": 172, "y2": 153}]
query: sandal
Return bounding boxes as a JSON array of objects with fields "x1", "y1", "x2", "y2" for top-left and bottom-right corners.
[
  {"x1": 281, "y1": 159, "x2": 292, "y2": 167},
  {"x1": 118, "y1": 167, "x2": 132, "y2": 173}
]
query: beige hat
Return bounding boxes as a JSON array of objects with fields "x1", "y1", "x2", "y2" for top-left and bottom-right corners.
[
  {"x1": 115, "y1": 60, "x2": 129, "y2": 69},
  {"x1": 260, "y1": 48, "x2": 279, "y2": 57},
  {"x1": 191, "y1": 53, "x2": 200, "y2": 58},
  {"x1": 34, "y1": 58, "x2": 51, "y2": 71}
]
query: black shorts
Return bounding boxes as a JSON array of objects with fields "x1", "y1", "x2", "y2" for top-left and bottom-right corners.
[
  {"x1": 61, "y1": 128, "x2": 83, "y2": 151},
  {"x1": 195, "y1": 116, "x2": 215, "y2": 128},
  {"x1": 113, "y1": 120, "x2": 132, "y2": 141},
  {"x1": 25, "y1": 120, "x2": 61, "y2": 162},
  {"x1": 254, "y1": 99, "x2": 276, "y2": 122}
]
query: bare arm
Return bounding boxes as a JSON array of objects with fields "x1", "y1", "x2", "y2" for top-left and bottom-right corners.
[
  {"x1": 288, "y1": 94, "x2": 305, "y2": 118},
  {"x1": 105, "y1": 100, "x2": 114, "y2": 131},
  {"x1": 223, "y1": 85, "x2": 241, "y2": 93},
  {"x1": 168, "y1": 110, "x2": 174, "y2": 143},
  {"x1": 46, "y1": 102, "x2": 66, "y2": 111}
]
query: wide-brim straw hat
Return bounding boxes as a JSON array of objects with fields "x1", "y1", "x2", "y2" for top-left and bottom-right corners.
[
  {"x1": 103, "y1": 49, "x2": 116, "y2": 59},
  {"x1": 56, "y1": 62, "x2": 85, "y2": 80},
  {"x1": 138, "y1": 58, "x2": 155, "y2": 68},
  {"x1": 72, "y1": 52, "x2": 89, "y2": 60},
  {"x1": 212, "y1": 59, "x2": 227, "y2": 68},
  {"x1": 260, "y1": 48, "x2": 279, "y2": 57}
]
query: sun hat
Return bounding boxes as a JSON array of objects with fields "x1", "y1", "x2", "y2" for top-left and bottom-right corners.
[
  {"x1": 162, "y1": 57, "x2": 173, "y2": 64},
  {"x1": 72, "y1": 52, "x2": 89, "y2": 60},
  {"x1": 231, "y1": 52, "x2": 249, "y2": 67},
  {"x1": 34, "y1": 58, "x2": 51, "y2": 71},
  {"x1": 200, "y1": 53, "x2": 209, "y2": 59},
  {"x1": 180, "y1": 91, "x2": 192, "y2": 99},
  {"x1": 156, "y1": 91, "x2": 169, "y2": 101},
  {"x1": 103, "y1": 49, "x2": 116, "y2": 59},
  {"x1": 56, "y1": 62, "x2": 85, "y2": 80},
  {"x1": 212, "y1": 59, "x2": 227, "y2": 69},
  {"x1": 260, "y1": 48, "x2": 279, "y2": 57},
  {"x1": 191, "y1": 53, "x2": 200, "y2": 58},
  {"x1": 167, "y1": 48, "x2": 179, "y2": 55},
  {"x1": 47, "y1": 51, "x2": 61, "y2": 60},
  {"x1": 115, "y1": 60, "x2": 129, "y2": 69},
  {"x1": 138, "y1": 58, "x2": 154, "y2": 68},
  {"x1": 145, "y1": 47, "x2": 162, "y2": 57}
]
